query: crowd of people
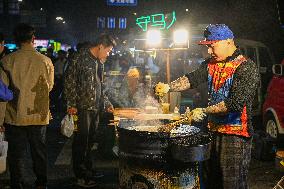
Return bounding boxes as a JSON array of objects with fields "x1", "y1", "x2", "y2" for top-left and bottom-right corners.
[{"x1": 0, "y1": 23, "x2": 260, "y2": 189}]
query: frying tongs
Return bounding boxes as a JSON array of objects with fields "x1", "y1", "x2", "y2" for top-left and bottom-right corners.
[{"x1": 158, "y1": 111, "x2": 193, "y2": 133}]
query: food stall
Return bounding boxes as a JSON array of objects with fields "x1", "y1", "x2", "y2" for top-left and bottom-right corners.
[{"x1": 112, "y1": 108, "x2": 212, "y2": 189}]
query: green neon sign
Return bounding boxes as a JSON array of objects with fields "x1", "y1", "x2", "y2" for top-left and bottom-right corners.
[{"x1": 136, "y1": 11, "x2": 176, "y2": 31}]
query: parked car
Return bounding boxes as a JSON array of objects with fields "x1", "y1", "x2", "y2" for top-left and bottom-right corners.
[{"x1": 262, "y1": 60, "x2": 284, "y2": 140}]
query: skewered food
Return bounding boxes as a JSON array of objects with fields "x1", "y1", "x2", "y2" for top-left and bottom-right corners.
[{"x1": 113, "y1": 108, "x2": 141, "y2": 118}]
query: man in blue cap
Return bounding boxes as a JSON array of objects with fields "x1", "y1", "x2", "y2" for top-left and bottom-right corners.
[{"x1": 156, "y1": 24, "x2": 260, "y2": 189}]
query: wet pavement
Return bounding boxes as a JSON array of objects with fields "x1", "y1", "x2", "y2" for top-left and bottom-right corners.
[{"x1": 0, "y1": 113, "x2": 283, "y2": 189}]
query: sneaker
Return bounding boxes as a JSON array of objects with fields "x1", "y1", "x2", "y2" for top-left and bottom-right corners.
[{"x1": 76, "y1": 178, "x2": 96, "y2": 188}]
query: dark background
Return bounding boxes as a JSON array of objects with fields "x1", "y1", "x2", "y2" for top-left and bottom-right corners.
[{"x1": 0, "y1": 0, "x2": 284, "y2": 62}]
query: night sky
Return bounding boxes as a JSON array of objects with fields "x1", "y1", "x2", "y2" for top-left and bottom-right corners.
[{"x1": 0, "y1": 0, "x2": 283, "y2": 61}]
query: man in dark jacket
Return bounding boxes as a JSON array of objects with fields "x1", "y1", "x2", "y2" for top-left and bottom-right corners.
[{"x1": 64, "y1": 34, "x2": 116, "y2": 188}]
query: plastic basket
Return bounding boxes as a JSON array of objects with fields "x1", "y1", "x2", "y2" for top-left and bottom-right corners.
[{"x1": 0, "y1": 141, "x2": 8, "y2": 174}]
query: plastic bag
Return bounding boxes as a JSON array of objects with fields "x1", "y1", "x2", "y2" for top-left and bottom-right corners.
[
  {"x1": 0, "y1": 141, "x2": 8, "y2": 174},
  {"x1": 60, "y1": 114, "x2": 74, "y2": 137},
  {"x1": 0, "y1": 126, "x2": 4, "y2": 142},
  {"x1": 0, "y1": 132, "x2": 4, "y2": 142}
]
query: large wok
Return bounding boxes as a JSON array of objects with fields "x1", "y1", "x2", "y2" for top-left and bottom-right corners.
[{"x1": 117, "y1": 118, "x2": 212, "y2": 163}]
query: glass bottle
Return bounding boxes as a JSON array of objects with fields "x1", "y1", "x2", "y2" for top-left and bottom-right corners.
[{"x1": 172, "y1": 106, "x2": 180, "y2": 121}]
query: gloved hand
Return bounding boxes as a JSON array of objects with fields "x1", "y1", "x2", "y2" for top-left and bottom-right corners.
[
  {"x1": 191, "y1": 108, "x2": 206, "y2": 122},
  {"x1": 154, "y1": 82, "x2": 170, "y2": 97}
]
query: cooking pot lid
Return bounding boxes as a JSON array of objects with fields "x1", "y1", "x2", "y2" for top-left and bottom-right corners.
[{"x1": 170, "y1": 125, "x2": 200, "y2": 137}]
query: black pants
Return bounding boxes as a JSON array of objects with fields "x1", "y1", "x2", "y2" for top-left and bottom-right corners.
[
  {"x1": 5, "y1": 125, "x2": 47, "y2": 189},
  {"x1": 72, "y1": 109, "x2": 100, "y2": 179}
]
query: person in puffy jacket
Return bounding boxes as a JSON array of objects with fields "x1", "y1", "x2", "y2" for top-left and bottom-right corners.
[{"x1": 64, "y1": 34, "x2": 116, "y2": 188}]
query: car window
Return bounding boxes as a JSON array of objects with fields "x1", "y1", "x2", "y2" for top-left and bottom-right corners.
[
  {"x1": 240, "y1": 47, "x2": 246, "y2": 55},
  {"x1": 259, "y1": 47, "x2": 272, "y2": 67},
  {"x1": 258, "y1": 47, "x2": 273, "y2": 97}
]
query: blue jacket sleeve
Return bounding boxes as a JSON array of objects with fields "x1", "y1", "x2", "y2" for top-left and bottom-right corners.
[{"x1": 0, "y1": 79, "x2": 13, "y2": 101}]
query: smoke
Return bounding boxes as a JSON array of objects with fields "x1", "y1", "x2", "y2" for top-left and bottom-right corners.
[
  {"x1": 104, "y1": 74, "x2": 166, "y2": 129},
  {"x1": 105, "y1": 73, "x2": 161, "y2": 110}
]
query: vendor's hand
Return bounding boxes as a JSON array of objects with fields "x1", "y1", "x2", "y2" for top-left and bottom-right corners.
[
  {"x1": 107, "y1": 105, "x2": 114, "y2": 113},
  {"x1": 67, "y1": 107, "x2": 78, "y2": 115},
  {"x1": 191, "y1": 108, "x2": 206, "y2": 122}
]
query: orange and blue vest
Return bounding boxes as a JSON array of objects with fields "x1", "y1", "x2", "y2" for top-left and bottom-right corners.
[{"x1": 207, "y1": 55, "x2": 250, "y2": 137}]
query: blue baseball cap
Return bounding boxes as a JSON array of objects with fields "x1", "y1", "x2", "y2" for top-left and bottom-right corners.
[{"x1": 198, "y1": 24, "x2": 234, "y2": 45}]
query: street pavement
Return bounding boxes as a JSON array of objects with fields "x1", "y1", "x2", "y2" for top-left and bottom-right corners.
[{"x1": 0, "y1": 113, "x2": 283, "y2": 189}]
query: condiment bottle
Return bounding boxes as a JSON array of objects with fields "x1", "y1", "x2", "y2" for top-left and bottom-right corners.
[
  {"x1": 185, "y1": 107, "x2": 190, "y2": 115},
  {"x1": 172, "y1": 106, "x2": 180, "y2": 121}
]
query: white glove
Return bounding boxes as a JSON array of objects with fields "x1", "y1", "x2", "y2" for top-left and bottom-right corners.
[
  {"x1": 155, "y1": 82, "x2": 170, "y2": 97},
  {"x1": 191, "y1": 108, "x2": 206, "y2": 122}
]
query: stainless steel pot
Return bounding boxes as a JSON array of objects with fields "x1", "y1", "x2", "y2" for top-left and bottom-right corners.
[
  {"x1": 118, "y1": 120, "x2": 212, "y2": 163},
  {"x1": 170, "y1": 131, "x2": 212, "y2": 162},
  {"x1": 171, "y1": 141, "x2": 212, "y2": 162}
]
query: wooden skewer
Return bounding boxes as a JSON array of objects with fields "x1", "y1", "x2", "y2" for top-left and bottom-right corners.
[
  {"x1": 109, "y1": 120, "x2": 119, "y2": 122},
  {"x1": 159, "y1": 112, "x2": 193, "y2": 132},
  {"x1": 108, "y1": 123, "x2": 118, "y2": 126}
]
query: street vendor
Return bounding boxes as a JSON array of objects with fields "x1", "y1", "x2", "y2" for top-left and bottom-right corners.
[
  {"x1": 155, "y1": 24, "x2": 259, "y2": 189},
  {"x1": 116, "y1": 67, "x2": 146, "y2": 108}
]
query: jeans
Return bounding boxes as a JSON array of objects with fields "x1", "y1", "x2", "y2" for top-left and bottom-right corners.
[
  {"x1": 5, "y1": 124, "x2": 47, "y2": 189},
  {"x1": 72, "y1": 109, "x2": 100, "y2": 179}
]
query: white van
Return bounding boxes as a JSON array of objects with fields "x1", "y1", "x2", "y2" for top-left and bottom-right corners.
[{"x1": 235, "y1": 39, "x2": 275, "y2": 117}]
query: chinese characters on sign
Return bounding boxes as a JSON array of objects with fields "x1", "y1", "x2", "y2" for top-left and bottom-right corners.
[
  {"x1": 107, "y1": 17, "x2": 116, "y2": 29},
  {"x1": 97, "y1": 16, "x2": 127, "y2": 29},
  {"x1": 97, "y1": 17, "x2": 106, "y2": 29},
  {"x1": 136, "y1": 11, "x2": 176, "y2": 32},
  {"x1": 107, "y1": 0, "x2": 137, "y2": 6},
  {"x1": 119, "y1": 18, "x2": 127, "y2": 29}
]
